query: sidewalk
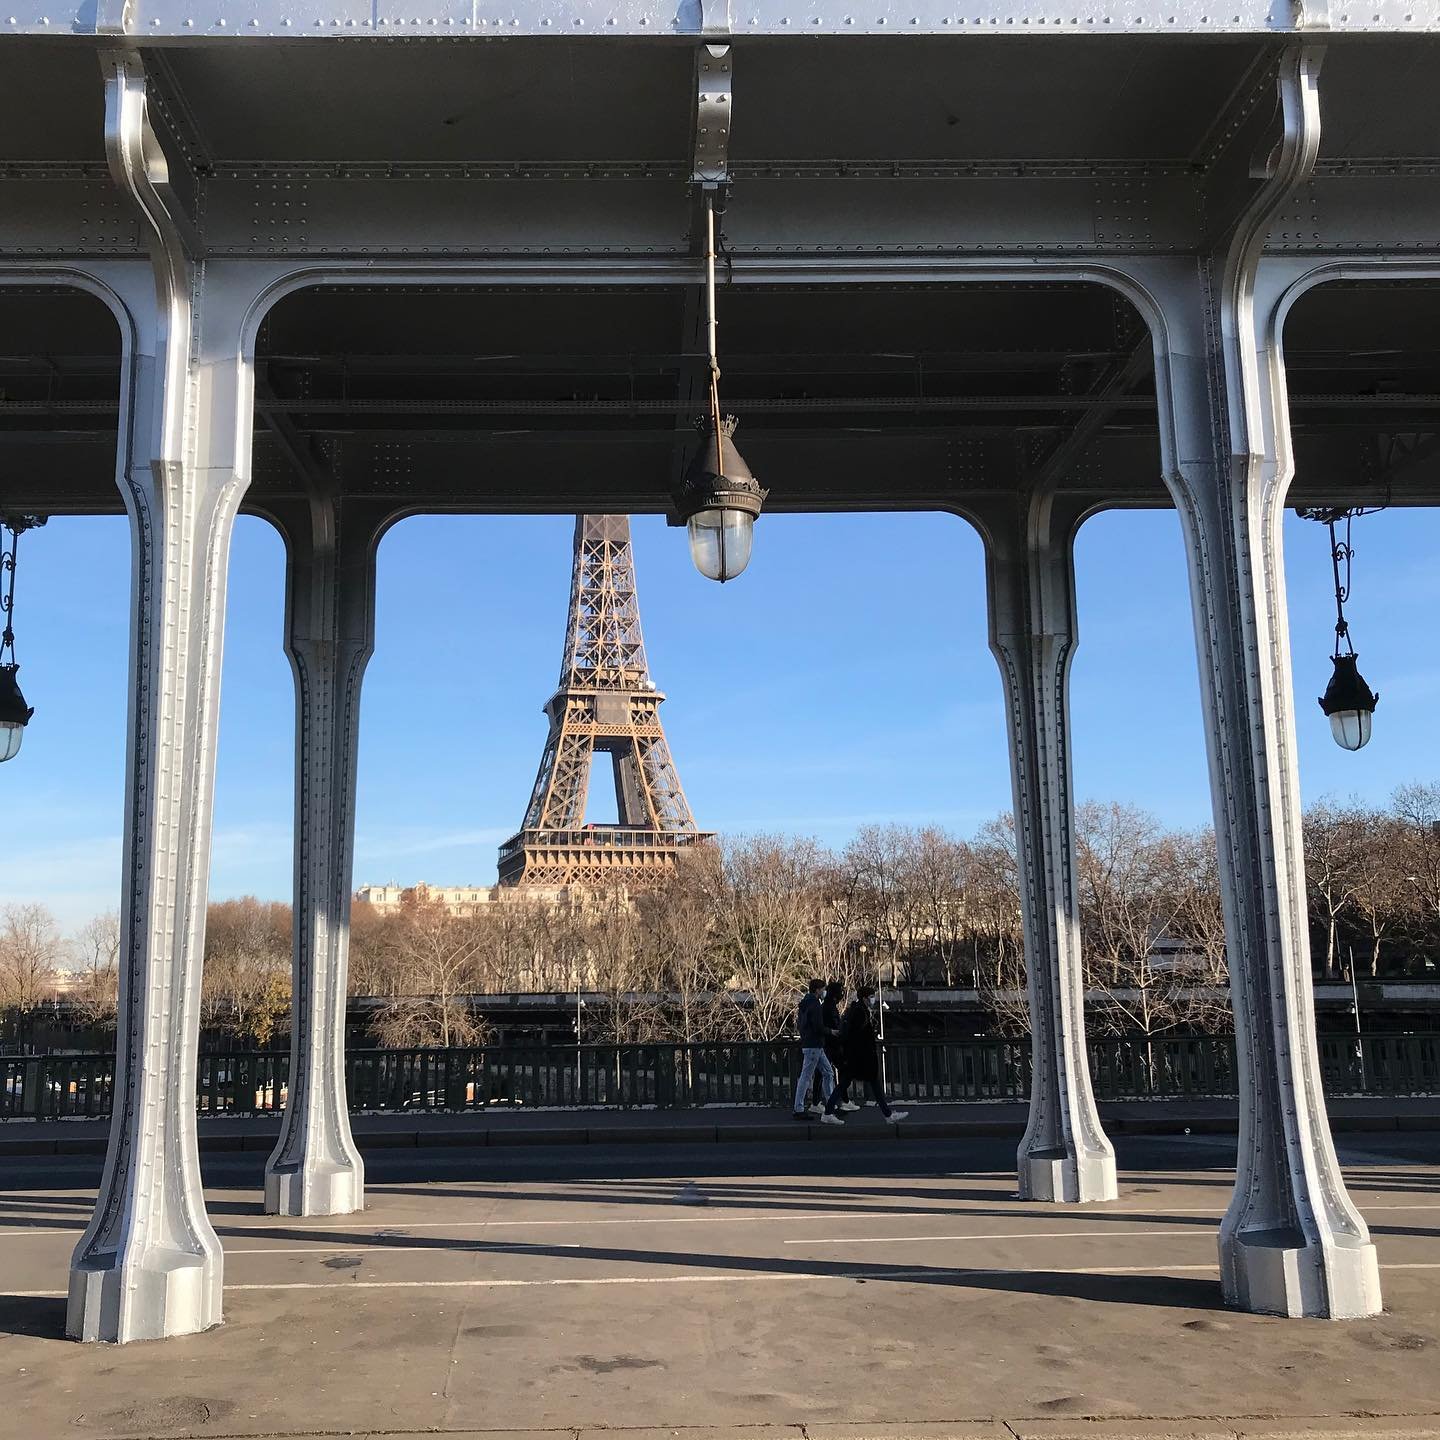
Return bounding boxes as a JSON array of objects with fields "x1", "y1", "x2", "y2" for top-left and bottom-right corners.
[
  {"x1": 5, "y1": 1146, "x2": 1440, "y2": 1440},
  {"x1": 3, "y1": 1094, "x2": 1437, "y2": 1156}
]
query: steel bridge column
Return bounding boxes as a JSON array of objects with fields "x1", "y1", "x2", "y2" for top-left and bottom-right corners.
[
  {"x1": 979, "y1": 494, "x2": 1118, "y2": 1204},
  {"x1": 263, "y1": 499, "x2": 383, "y2": 1216},
  {"x1": 68, "y1": 58, "x2": 251, "y2": 1342},
  {"x1": 1146, "y1": 46, "x2": 1381, "y2": 1318}
]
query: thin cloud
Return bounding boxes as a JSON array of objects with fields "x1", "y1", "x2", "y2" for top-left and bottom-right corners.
[{"x1": 354, "y1": 826, "x2": 511, "y2": 861}]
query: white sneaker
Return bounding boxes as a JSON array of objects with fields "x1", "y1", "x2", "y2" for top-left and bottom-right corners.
[
  {"x1": 839, "y1": 1102, "x2": 861, "y2": 1113},
  {"x1": 885, "y1": 1110, "x2": 910, "y2": 1124},
  {"x1": 806, "y1": 1104, "x2": 825, "y2": 1116},
  {"x1": 821, "y1": 1112, "x2": 846, "y2": 1126}
]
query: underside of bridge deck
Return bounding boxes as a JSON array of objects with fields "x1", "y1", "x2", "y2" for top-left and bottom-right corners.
[{"x1": 5, "y1": 276, "x2": 1440, "y2": 518}]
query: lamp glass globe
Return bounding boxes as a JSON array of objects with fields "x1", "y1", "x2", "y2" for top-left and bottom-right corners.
[
  {"x1": 1329, "y1": 709, "x2": 1372, "y2": 752},
  {"x1": 687, "y1": 507, "x2": 754, "y2": 583}
]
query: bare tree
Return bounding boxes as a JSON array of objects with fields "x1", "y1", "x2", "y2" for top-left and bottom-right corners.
[
  {"x1": 368, "y1": 896, "x2": 486, "y2": 1048},
  {"x1": 978, "y1": 942, "x2": 1031, "y2": 1036},
  {"x1": 1303, "y1": 801, "x2": 1367, "y2": 981},
  {"x1": 578, "y1": 884, "x2": 667, "y2": 1044},
  {"x1": 370, "y1": 994, "x2": 489, "y2": 1049},
  {"x1": 202, "y1": 897, "x2": 293, "y2": 1046},
  {"x1": 0, "y1": 903, "x2": 61, "y2": 1011},
  {"x1": 1165, "y1": 828, "x2": 1234, "y2": 1032},
  {"x1": 713, "y1": 834, "x2": 830, "y2": 1041},
  {"x1": 638, "y1": 846, "x2": 744, "y2": 1044},
  {"x1": 1348, "y1": 813, "x2": 1408, "y2": 978},
  {"x1": 1392, "y1": 782, "x2": 1440, "y2": 965},
  {"x1": 70, "y1": 911, "x2": 121, "y2": 1028},
  {"x1": 905, "y1": 827, "x2": 973, "y2": 987},
  {"x1": 969, "y1": 814, "x2": 1025, "y2": 993},
  {"x1": 843, "y1": 824, "x2": 925, "y2": 983},
  {"x1": 1075, "y1": 801, "x2": 1210, "y2": 1051}
]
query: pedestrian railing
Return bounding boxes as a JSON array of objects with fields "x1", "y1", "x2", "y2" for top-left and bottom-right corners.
[{"x1": 2, "y1": 1033, "x2": 1437, "y2": 1120}]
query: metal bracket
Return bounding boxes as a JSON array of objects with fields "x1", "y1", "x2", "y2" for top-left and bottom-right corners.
[
  {"x1": 100, "y1": 51, "x2": 203, "y2": 268},
  {"x1": 692, "y1": 44, "x2": 733, "y2": 189},
  {"x1": 1292, "y1": 0, "x2": 1332, "y2": 29},
  {"x1": 93, "y1": 0, "x2": 134, "y2": 35},
  {"x1": 677, "y1": 0, "x2": 732, "y2": 36}
]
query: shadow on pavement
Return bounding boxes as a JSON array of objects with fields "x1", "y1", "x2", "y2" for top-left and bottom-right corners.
[
  {"x1": 0, "y1": 1294, "x2": 66, "y2": 1341},
  {"x1": 229, "y1": 1220, "x2": 1230, "y2": 1313}
]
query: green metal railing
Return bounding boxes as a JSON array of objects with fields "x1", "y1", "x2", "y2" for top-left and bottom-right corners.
[{"x1": 3, "y1": 1033, "x2": 1437, "y2": 1120}]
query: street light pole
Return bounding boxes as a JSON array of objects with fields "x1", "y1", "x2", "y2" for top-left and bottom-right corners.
[
  {"x1": 1348, "y1": 945, "x2": 1367, "y2": 1091},
  {"x1": 877, "y1": 952, "x2": 888, "y2": 1097}
]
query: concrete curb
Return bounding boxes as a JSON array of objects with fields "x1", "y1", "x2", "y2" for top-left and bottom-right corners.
[
  {"x1": 90, "y1": 1418, "x2": 1440, "y2": 1440},
  {"x1": 3, "y1": 1107, "x2": 1436, "y2": 1158}
]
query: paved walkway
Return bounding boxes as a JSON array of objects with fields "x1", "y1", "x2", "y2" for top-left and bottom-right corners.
[
  {"x1": 2, "y1": 1130, "x2": 1439, "y2": 1440},
  {"x1": 4, "y1": 1094, "x2": 1438, "y2": 1155}
]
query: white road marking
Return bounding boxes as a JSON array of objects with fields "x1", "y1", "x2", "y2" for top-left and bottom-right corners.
[
  {"x1": 10, "y1": 1259, "x2": 1440, "y2": 1302},
  {"x1": 784, "y1": 1227, "x2": 1209, "y2": 1245},
  {"x1": 230, "y1": 1242, "x2": 582, "y2": 1255},
  {"x1": 1, "y1": 1202, "x2": 1436, "y2": 1241}
]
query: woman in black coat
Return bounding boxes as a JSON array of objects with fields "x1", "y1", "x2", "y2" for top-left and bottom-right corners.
[
  {"x1": 827, "y1": 984, "x2": 908, "y2": 1123},
  {"x1": 818, "y1": 981, "x2": 857, "y2": 1112}
]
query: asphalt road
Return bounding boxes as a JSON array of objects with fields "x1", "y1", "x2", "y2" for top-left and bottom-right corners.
[
  {"x1": 3, "y1": 1132, "x2": 1438, "y2": 1440},
  {"x1": 2, "y1": 1125, "x2": 1436, "y2": 1190}
]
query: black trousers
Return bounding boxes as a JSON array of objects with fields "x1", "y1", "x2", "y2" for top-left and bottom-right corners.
[{"x1": 826, "y1": 1067, "x2": 891, "y2": 1117}]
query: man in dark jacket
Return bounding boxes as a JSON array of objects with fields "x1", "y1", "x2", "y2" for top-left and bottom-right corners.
[
  {"x1": 826, "y1": 983, "x2": 908, "y2": 1123},
  {"x1": 793, "y1": 979, "x2": 843, "y2": 1123}
]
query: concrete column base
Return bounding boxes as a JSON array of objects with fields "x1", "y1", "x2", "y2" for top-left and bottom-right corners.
[
  {"x1": 1221, "y1": 1228, "x2": 1382, "y2": 1319},
  {"x1": 265, "y1": 1157, "x2": 365, "y2": 1218},
  {"x1": 1019, "y1": 1145, "x2": 1119, "y2": 1204},
  {"x1": 67, "y1": 1248, "x2": 223, "y2": 1344}
]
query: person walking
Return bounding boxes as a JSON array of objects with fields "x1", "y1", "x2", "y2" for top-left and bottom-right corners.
[
  {"x1": 823, "y1": 980, "x2": 861, "y2": 1113},
  {"x1": 793, "y1": 978, "x2": 844, "y2": 1124},
  {"x1": 828, "y1": 983, "x2": 908, "y2": 1123}
]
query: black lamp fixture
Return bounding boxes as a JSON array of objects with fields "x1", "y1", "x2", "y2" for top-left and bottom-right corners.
[
  {"x1": 668, "y1": 193, "x2": 767, "y2": 583},
  {"x1": 0, "y1": 514, "x2": 42, "y2": 764},
  {"x1": 1298, "y1": 505, "x2": 1380, "y2": 752}
]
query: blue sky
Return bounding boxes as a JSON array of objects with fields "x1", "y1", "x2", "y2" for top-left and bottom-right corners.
[{"x1": 5, "y1": 503, "x2": 1437, "y2": 933}]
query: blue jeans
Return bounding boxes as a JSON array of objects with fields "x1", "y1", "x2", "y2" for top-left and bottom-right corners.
[{"x1": 794, "y1": 1048, "x2": 835, "y2": 1114}]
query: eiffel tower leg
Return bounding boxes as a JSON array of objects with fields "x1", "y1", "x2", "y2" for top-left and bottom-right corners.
[
  {"x1": 263, "y1": 499, "x2": 381, "y2": 1217},
  {"x1": 981, "y1": 493, "x2": 1118, "y2": 1205}
]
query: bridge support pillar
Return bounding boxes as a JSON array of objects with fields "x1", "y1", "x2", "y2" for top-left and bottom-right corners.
[
  {"x1": 67, "y1": 56, "x2": 252, "y2": 1344},
  {"x1": 1148, "y1": 45, "x2": 1380, "y2": 1320},
  {"x1": 980, "y1": 492, "x2": 1118, "y2": 1205},
  {"x1": 263, "y1": 499, "x2": 381, "y2": 1217}
]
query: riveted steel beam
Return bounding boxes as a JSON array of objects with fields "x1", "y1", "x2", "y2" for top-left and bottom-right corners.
[{"x1": 2, "y1": 0, "x2": 1440, "y2": 37}]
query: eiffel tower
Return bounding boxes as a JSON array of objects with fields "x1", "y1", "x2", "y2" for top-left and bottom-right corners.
[{"x1": 497, "y1": 514, "x2": 712, "y2": 888}]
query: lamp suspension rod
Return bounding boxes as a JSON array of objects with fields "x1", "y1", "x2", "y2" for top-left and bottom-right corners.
[
  {"x1": 704, "y1": 193, "x2": 724, "y2": 459},
  {"x1": 0, "y1": 520, "x2": 19, "y2": 665},
  {"x1": 1328, "y1": 513, "x2": 1355, "y2": 657}
]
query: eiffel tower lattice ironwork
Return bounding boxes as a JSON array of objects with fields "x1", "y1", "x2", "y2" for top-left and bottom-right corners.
[{"x1": 498, "y1": 514, "x2": 713, "y2": 888}]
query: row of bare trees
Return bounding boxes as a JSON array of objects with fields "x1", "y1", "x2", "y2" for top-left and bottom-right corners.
[
  {"x1": 1303, "y1": 783, "x2": 1440, "y2": 981},
  {"x1": 5, "y1": 781, "x2": 1437, "y2": 1047}
]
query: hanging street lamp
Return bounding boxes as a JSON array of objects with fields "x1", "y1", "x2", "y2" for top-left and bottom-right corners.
[
  {"x1": 1298, "y1": 505, "x2": 1380, "y2": 752},
  {"x1": 0, "y1": 514, "x2": 43, "y2": 763},
  {"x1": 669, "y1": 193, "x2": 767, "y2": 583}
]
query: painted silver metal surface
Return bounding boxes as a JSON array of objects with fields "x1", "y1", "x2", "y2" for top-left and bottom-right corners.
[
  {"x1": 4, "y1": 0, "x2": 1440, "y2": 37},
  {"x1": 977, "y1": 488, "x2": 1118, "y2": 1205},
  {"x1": 260, "y1": 496, "x2": 380, "y2": 1217},
  {"x1": 66, "y1": 54, "x2": 248, "y2": 1343},
  {"x1": 1144, "y1": 47, "x2": 1382, "y2": 1318}
]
